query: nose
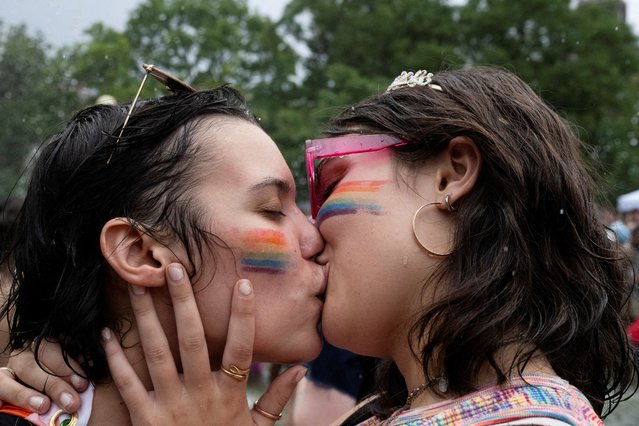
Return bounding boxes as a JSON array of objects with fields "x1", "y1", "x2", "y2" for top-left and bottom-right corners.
[{"x1": 298, "y1": 212, "x2": 325, "y2": 259}]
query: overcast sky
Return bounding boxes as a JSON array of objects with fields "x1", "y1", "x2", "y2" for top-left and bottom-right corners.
[
  {"x1": 0, "y1": 0, "x2": 289, "y2": 47},
  {"x1": 0, "y1": 0, "x2": 637, "y2": 48}
]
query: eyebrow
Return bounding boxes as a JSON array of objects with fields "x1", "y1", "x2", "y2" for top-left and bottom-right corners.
[{"x1": 250, "y1": 177, "x2": 292, "y2": 195}]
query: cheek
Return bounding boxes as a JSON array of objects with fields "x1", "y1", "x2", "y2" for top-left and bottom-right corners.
[
  {"x1": 237, "y1": 229, "x2": 294, "y2": 275},
  {"x1": 193, "y1": 280, "x2": 234, "y2": 361},
  {"x1": 321, "y1": 212, "x2": 429, "y2": 353},
  {"x1": 322, "y1": 256, "x2": 410, "y2": 356},
  {"x1": 250, "y1": 281, "x2": 323, "y2": 363},
  {"x1": 316, "y1": 180, "x2": 390, "y2": 226}
]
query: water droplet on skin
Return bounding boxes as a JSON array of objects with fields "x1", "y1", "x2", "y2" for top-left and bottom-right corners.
[{"x1": 403, "y1": 255, "x2": 408, "y2": 266}]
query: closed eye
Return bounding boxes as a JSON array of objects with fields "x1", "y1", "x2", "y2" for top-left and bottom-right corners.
[
  {"x1": 261, "y1": 209, "x2": 286, "y2": 218},
  {"x1": 259, "y1": 200, "x2": 287, "y2": 219}
]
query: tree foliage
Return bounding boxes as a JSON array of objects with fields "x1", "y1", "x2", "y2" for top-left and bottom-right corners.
[
  {"x1": 280, "y1": 0, "x2": 639, "y2": 199},
  {"x1": 456, "y1": 0, "x2": 639, "y2": 196},
  {"x1": 1, "y1": 0, "x2": 639, "y2": 201},
  {"x1": 0, "y1": 21, "x2": 81, "y2": 196}
]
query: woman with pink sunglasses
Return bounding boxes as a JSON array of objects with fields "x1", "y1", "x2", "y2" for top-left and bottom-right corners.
[{"x1": 2, "y1": 67, "x2": 636, "y2": 425}]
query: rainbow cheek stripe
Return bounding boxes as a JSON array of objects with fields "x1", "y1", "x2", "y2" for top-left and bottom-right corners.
[
  {"x1": 316, "y1": 180, "x2": 387, "y2": 224},
  {"x1": 240, "y1": 229, "x2": 291, "y2": 275}
]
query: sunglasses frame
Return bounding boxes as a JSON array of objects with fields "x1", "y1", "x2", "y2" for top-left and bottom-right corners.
[{"x1": 305, "y1": 134, "x2": 406, "y2": 218}]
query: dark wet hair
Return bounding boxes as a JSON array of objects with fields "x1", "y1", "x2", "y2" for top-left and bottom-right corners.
[
  {"x1": 0, "y1": 86, "x2": 257, "y2": 381},
  {"x1": 327, "y1": 67, "x2": 637, "y2": 418}
]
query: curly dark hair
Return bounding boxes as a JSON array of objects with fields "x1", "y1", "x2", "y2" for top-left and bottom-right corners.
[
  {"x1": 327, "y1": 67, "x2": 637, "y2": 419},
  {"x1": 0, "y1": 86, "x2": 257, "y2": 382}
]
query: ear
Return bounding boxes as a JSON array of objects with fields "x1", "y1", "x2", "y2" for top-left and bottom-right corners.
[
  {"x1": 100, "y1": 218, "x2": 178, "y2": 288},
  {"x1": 434, "y1": 136, "x2": 481, "y2": 206}
]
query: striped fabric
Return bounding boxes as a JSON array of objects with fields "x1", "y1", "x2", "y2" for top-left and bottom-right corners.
[{"x1": 357, "y1": 374, "x2": 602, "y2": 426}]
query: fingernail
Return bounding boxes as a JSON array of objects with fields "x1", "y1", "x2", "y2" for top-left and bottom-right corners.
[
  {"x1": 131, "y1": 285, "x2": 145, "y2": 295},
  {"x1": 238, "y1": 279, "x2": 252, "y2": 296},
  {"x1": 168, "y1": 265, "x2": 184, "y2": 282},
  {"x1": 60, "y1": 392, "x2": 74, "y2": 411},
  {"x1": 101, "y1": 327, "x2": 112, "y2": 342},
  {"x1": 295, "y1": 367, "x2": 308, "y2": 383},
  {"x1": 28, "y1": 396, "x2": 45, "y2": 412},
  {"x1": 71, "y1": 374, "x2": 87, "y2": 390}
]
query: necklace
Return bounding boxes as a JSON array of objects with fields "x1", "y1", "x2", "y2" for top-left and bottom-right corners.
[
  {"x1": 382, "y1": 378, "x2": 448, "y2": 426},
  {"x1": 405, "y1": 382, "x2": 430, "y2": 406},
  {"x1": 405, "y1": 376, "x2": 449, "y2": 406}
]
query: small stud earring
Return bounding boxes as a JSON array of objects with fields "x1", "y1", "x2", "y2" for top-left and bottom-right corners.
[{"x1": 444, "y1": 194, "x2": 457, "y2": 213}]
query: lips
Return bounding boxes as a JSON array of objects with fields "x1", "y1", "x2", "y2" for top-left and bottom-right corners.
[{"x1": 316, "y1": 264, "x2": 328, "y2": 301}]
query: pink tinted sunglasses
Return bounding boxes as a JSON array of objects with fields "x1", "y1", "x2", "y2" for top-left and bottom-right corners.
[{"x1": 305, "y1": 134, "x2": 406, "y2": 218}]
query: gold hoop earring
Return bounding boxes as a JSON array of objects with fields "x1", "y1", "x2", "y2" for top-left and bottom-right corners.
[
  {"x1": 412, "y1": 202, "x2": 451, "y2": 257},
  {"x1": 444, "y1": 194, "x2": 457, "y2": 213}
]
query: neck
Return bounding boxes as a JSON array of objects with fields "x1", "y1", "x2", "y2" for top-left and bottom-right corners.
[
  {"x1": 392, "y1": 339, "x2": 557, "y2": 409},
  {"x1": 89, "y1": 384, "x2": 132, "y2": 425},
  {"x1": 393, "y1": 344, "x2": 447, "y2": 408}
]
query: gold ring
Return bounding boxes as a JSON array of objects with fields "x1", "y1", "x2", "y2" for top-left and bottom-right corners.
[
  {"x1": 49, "y1": 409, "x2": 78, "y2": 426},
  {"x1": 253, "y1": 401, "x2": 282, "y2": 421},
  {"x1": 0, "y1": 367, "x2": 15, "y2": 380},
  {"x1": 220, "y1": 364, "x2": 250, "y2": 381}
]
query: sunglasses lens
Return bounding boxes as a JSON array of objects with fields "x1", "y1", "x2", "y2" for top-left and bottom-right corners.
[{"x1": 305, "y1": 134, "x2": 404, "y2": 218}]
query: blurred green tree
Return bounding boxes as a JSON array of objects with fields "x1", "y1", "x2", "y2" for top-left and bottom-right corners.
[
  {"x1": 457, "y1": 0, "x2": 639, "y2": 197},
  {"x1": 65, "y1": 0, "x2": 297, "y2": 110},
  {"x1": 64, "y1": 0, "x2": 301, "y2": 182},
  {"x1": 0, "y1": 21, "x2": 82, "y2": 196},
  {"x1": 280, "y1": 0, "x2": 639, "y2": 199},
  {"x1": 277, "y1": 0, "x2": 463, "y2": 192},
  {"x1": 2, "y1": 0, "x2": 639, "y2": 201}
]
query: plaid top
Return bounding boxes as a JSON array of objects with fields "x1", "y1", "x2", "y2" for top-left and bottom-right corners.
[{"x1": 357, "y1": 374, "x2": 602, "y2": 426}]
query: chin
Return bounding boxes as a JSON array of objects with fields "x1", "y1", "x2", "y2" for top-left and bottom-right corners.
[
  {"x1": 321, "y1": 319, "x2": 357, "y2": 354},
  {"x1": 255, "y1": 335, "x2": 323, "y2": 364}
]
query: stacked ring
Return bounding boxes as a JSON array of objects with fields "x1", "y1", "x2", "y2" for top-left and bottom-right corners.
[
  {"x1": 253, "y1": 401, "x2": 282, "y2": 421},
  {"x1": 0, "y1": 367, "x2": 15, "y2": 380},
  {"x1": 220, "y1": 364, "x2": 250, "y2": 381}
]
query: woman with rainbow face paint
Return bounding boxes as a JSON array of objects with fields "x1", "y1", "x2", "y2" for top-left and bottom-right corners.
[
  {"x1": 3, "y1": 67, "x2": 638, "y2": 425},
  {"x1": 300, "y1": 67, "x2": 635, "y2": 425},
  {"x1": 0, "y1": 69, "x2": 326, "y2": 425}
]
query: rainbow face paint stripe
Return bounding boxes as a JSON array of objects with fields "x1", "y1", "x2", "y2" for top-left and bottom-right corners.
[
  {"x1": 240, "y1": 229, "x2": 291, "y2": 275},
  {"x1": 316, "y1": 180, "x2": 387, "y2": 224}
]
